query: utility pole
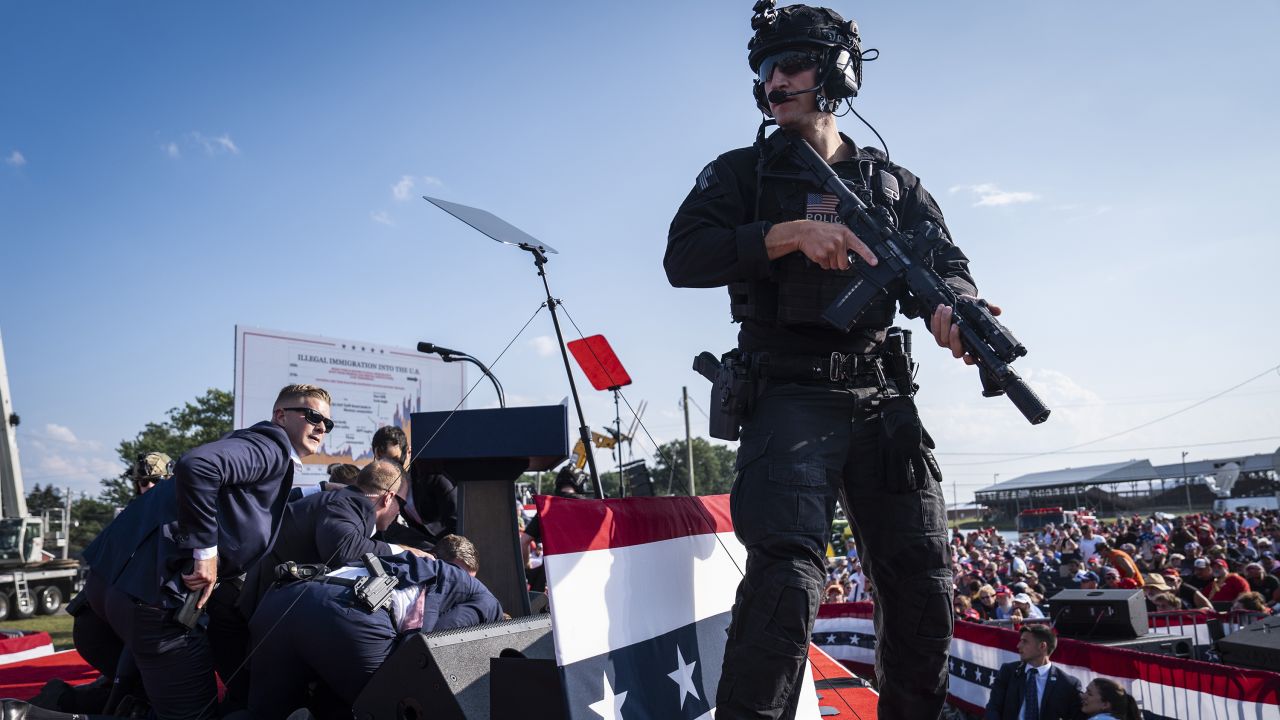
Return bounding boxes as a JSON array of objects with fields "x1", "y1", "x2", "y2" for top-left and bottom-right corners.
[
  {"x1": 682, "y1": 387, "x2": 695, "y2": 496},
  {"x1": 951, "y1": 477, "x2": 958, "y2": 525},
  {"x1": 1182, "y1": 451, "x2": 1192, "y2": 512},
  {"x1": 62, "y1": 485, "x2": 71, "y2": 560}
]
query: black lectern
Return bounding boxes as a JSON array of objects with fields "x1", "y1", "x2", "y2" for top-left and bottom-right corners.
[{"x1": 411, "y1": 404, "x2": 569, "y2": 617}]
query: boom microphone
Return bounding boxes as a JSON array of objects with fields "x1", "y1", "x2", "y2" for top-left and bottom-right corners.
[{"x1": 767, "y1": 86, "x2": 820, "y2": 104}]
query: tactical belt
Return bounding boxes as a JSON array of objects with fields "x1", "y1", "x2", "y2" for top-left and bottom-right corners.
[{"x1": 750, "y1": 351, "x2": 883, "y2": 386}]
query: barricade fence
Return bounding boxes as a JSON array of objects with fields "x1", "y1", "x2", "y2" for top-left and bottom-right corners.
[{"x1": 814, "y1": 602, "x2": 1280, "y2": 719}]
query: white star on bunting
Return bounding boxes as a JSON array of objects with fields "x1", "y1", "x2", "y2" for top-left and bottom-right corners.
[
  {"x1": 667, "y1": 646, "x2": 701, "y2": 710},
  {"x1": 589, "y1": 672, "x2": 627, "y2": 719}
]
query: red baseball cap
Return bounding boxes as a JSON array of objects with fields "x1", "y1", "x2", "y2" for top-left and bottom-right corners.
[{"x1": 1212, "y1": 558, "x2": 1229, "y2": 568}]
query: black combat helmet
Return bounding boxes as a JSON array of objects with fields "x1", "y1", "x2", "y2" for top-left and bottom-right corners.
[{"x1": 748, "y1": 1, "x2": 864, "y2": 115}]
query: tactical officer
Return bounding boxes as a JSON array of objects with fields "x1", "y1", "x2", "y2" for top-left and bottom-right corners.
[
  {"x1": 666, "y1": 5, "x2": 999, "y2": 718},
  {"x1": 132, "y1": 451, "x2": 172, "y2": 496}
]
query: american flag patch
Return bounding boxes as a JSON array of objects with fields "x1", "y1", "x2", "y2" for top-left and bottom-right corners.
[
  {"x1": 807, "y1": 192, "x2": 840, "y2": 222},
  {"x1": 696, "y1": 163, "x2": 718, "y2": 192}
]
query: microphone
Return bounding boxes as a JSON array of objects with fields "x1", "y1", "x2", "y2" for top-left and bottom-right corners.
[
  {"x1": 767, "y1": 86, "x2": 820, "y2": 105},
  {"x1": 416, "y1": 342, "x2": 464, "y2": 357},
  {"x1": 415, "y1": 341, "x2": 507, "y2": 408}
]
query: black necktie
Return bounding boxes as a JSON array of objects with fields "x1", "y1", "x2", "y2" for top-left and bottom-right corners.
[{"x1": 1024, "y1": 668, "x2": 1041, "y2": 720}]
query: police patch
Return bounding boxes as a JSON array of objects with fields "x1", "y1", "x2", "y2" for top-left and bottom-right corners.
[{"x1": 695, "y1": 162, "x2": 718, "y2": 193}]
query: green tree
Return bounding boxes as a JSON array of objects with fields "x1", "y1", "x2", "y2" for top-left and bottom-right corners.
[
  {"x1": 99, "y1": 388, "x2": 234, "y2": 506},
  {"x1": 650, "y1": 437, "x2": 737, "y2": 496},
  {"x1": 25, "y1": 483, "x2": 64, "y2": 513},
  {"x1": 69, "y1": 497, "x2": 115, "y2": 557}
]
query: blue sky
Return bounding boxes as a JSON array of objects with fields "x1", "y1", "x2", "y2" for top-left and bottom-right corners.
[{"x1": 2, "y1": 1, "x2": 1277, "y2": 501}]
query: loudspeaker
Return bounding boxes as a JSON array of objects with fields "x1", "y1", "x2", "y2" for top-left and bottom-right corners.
[
  {"x1": 352, "y1": 616, "x2": 557, "y2": 720},
  {"x1": 1215, "y1": 614, "x2": 1280, "y2": 671},
  {"x1": 1098, "y1": 632, "x2": 1194, "y2": 659},
  {"x1": 1047, "y1": 589, "x2": 1147, "y2": 639},
  {"x1": 623, "y1": 460, "x2": 653, "y2": 497}
]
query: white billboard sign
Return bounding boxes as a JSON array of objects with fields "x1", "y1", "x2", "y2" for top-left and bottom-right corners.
[{"x1": 234, "y1": 326, "x2": 465, "y2": 480}]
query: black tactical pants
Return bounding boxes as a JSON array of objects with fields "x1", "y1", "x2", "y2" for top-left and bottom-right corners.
[{"x1": 714, "y1": 382, "x2": 953, "y2": 720}]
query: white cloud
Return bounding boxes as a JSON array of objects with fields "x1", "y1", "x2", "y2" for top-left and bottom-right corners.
[
  {"x1": 5, "y1": 150, "x2": 25, "y2": 167},
  {"x1": 15, "y1": 425, "x2": 121, "y2": 496},
  {"x1": 393, "y1": 174, "x2": 443, "y2": 201},
  {"x1": 529, "y1": 336, "x2": 557, "y2": 357},
  {"x1": 190, "y1": 132, "x2": 240, "y2": 156},
  {"x1": 392, "y1": 175, "x2": 415, "y2": 201},
  {"x1": 371, "y1": 210, "x2": 395, "y2": 226},
  {"x1": 949, "y1": 183, "x2": 1039, "y2": 207},
  {"x1": 164, "y1": 142, "x2": 181, "y2": 159},
  {"x1": 43, "y1": 423, "x2": 78, "y2": 444}
]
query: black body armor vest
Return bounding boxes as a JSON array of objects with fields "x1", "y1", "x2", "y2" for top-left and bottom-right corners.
[{"x1": 728, "y1": 132, "x2": 902, "y2": 331}]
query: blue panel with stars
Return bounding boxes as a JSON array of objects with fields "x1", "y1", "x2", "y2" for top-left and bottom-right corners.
[{"x1": 561, "y1": 611, "x2": 731, "y2": 720}]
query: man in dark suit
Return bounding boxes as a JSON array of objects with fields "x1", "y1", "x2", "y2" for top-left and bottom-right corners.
[
  {"x1": 985, "y1": 624, "x2": 1082, "y2": 720},
  {"x1": 239, "y1": 458, "x2": 426, "y2": 619},
  {"x1": 247, "y1": 552, "x2": 503, "y2": 719},
  {"x1": 377, "y1": 422, "x2": 457, "y2": 550},
  {"x1": 81, "y1": 384, "x2": 332, "y2": 720}
]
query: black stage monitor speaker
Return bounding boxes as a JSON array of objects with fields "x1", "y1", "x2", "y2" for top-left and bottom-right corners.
[
  {"x1": 352, "y1": 616, "x2": 557, "y2": 720},
  {"x1": 1216, "y1": 614, "x2": 1280, "y2": 671},
  {"x1": 1098, "y1": 632, "x2": 1194, "y2": 659},
  {"x1": 1047, "y1": 589, "x2": 1147, "y2": 639}
]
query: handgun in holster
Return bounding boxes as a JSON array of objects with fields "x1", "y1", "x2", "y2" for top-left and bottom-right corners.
[
  {"x1": 693, "y1": 350, "x2": 755, "y2": 441},
  {"x1": 352, "y1": 553, "x2": 398, "y2": 613}
]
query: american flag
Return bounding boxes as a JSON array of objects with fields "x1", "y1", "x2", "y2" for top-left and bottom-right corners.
[
  {"x1": 538, "y1": 494, "x2": 822, "y2": 720},
  {"x1": 807, "y1": 192, "x2": 840, "y2": 221}
]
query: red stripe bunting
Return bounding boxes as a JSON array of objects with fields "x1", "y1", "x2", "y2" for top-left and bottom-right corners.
[
  {"x1": 536, "y1": 494, "x2": 734, "y2": 556},
  {"x1": 0, "y1": 632, "x2": 51, "y2": 656},
  {"x1": 815, "y1": 605, "x2": 1280, "y2": 706}
]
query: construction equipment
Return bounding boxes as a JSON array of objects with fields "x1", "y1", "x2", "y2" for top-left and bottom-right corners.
[{"x1": 0, "y1": 328, "x2": 82, "y2": 620}]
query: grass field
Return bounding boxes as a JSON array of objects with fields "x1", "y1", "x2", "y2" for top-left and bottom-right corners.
[{"x1": 0, "y1": 614, "x2": 74, "y2": 650}]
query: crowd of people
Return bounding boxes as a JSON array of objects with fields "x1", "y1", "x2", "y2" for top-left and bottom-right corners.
[
  {"x1": 827, "y1": 506, "x2": 1280, "y2": 622},
  {"x1": 823, "y1": 505, "x2": 1280, "y2": 718}
]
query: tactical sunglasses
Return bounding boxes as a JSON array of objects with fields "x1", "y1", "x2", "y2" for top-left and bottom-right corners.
[
  {"x1": 758, "y1": 49, "x2": 822, "y2": 84},
  {"x1": 285, "y1": 407, "x2": 334, "y2": 433}
]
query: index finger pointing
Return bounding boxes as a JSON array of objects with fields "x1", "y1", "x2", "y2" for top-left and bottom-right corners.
[{"x1": 844, "y1": 229, "x2": 878, "y2": 266}]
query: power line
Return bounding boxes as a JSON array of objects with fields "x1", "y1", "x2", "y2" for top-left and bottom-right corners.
[
  {"x1": 935, "y1": 435, "x2": 1280, "y2": 457},
  {"x1": 947, "y1": 362, "x2": 1280, "y2": 467}
]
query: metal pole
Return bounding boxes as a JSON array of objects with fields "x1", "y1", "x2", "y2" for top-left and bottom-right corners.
[
  {"x1": 683, "y1": 386, "x2": 695, "y2": 496},
  {"x1": 951, "y1": 477, "x2": 958, "y2": 527},
  {"x1": 1182, "y1": 451, "x2": 1191, "y2": 513},
  {"x1": 63, "y1": 485, "x2": 71, "y2": 560},
  {"x1": 614, "y1": 390, "x2": 625, "y2": 499},
  {"x1": 532, "y1": 251, "x2": 603, "y2": 498}
]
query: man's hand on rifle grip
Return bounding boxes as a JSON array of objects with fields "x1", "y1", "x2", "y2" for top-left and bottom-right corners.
[{"x1": 765, "y1": 219, "x2": 878, "y2": 270}]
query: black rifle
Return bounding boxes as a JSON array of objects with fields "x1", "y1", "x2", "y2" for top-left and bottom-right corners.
[{"x1": 776, "y1": 130, "x2": 1050, "y2": 425}]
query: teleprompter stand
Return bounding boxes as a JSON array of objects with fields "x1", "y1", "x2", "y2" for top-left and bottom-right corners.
[{"x1": 423, "y1": 196, "x2": 603, "y2": 498}]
